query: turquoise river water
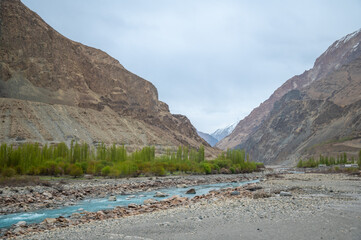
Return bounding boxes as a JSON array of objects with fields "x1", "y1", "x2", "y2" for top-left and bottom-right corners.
[{"x1": 0, "y1": 179, "x2": 259, "y2": 229}]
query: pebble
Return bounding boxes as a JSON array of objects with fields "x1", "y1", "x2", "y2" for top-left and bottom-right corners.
[{"x1": 280, "y1": 191, "x2": 292, "y2": 197}]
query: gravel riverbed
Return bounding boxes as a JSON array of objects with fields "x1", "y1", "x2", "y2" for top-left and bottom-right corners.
[{"x1": 10, "y1": 172, "x2": 361, "y2": 240}]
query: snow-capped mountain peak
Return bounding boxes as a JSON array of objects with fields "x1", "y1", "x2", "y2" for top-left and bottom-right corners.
[{"x1": 211, "y1": 123, "x2": 237, "y2": 141}]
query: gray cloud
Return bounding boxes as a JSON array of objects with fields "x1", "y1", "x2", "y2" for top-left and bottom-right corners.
[{"x1": 23, "y1": 0, "x2": 361, "y2": 132}]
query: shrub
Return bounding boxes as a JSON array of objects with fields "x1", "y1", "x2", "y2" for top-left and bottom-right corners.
[
  {"x1": 152, "y1": 165, "x2": 166, "y2": 176},
  {"x1": 41, "y1": 161, "x2": 62, "y2": 176},
  {"x1": 297, "y1": 160, "x2": 303, "y2": 168},
  {"x1": 201, "y1": 163, "x2": 212, "y2": 174},
  {"x1": 101, "y1": 166, "x2": 111, "y2": 176},
  {"x1": 109, "y1": 168, "x2": 120, "y2": 178},
  {"x1": 1, "y1": 167, "x2": 16, "y2": 178},
  {"x1": 27, "y1": 166, "x2": 40, "y2": 175},
  {"x1": 69, "y1": 165, "x2": 83, "y2": 178}
]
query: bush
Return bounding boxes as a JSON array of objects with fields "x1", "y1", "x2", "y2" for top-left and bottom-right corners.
[
  {"x1": 297, "y1": 159, "x2": 303, "y2": 168},
  {"x1": 69, "y1": 165, "x2": 83, "y2": 178},
  {"x1": 201, "y1": 163, "x2": 212, "y2": 174},
  {"x1": 27, "y1": 166, "x2": 40, "y2": 175},
  {"x1": 1, "y1": 167, "x2": 16, "y2": 178},
  {"x1": 109, "y1": 168, "x2": 120, "y2": 178},
  {"x1": 152, "y1": 165, "x2": 166, "y2": 176},
  {"x1": 41, "y1": 161, "x2": 63, "y2": 176},
  {"x1": 101, "y1": 166, "x2": 111, "y2": 176}
]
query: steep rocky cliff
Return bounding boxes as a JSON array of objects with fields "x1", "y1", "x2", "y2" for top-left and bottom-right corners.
[
  {"x1": 217, "y1": 29, "x2": 361, "y2": 151},
  {"x1": 0, "y1": 0, "x2": 214, "y2": 155},
  {"x1": 232, "y1": 30, "x2": 361, "y2": 165}
]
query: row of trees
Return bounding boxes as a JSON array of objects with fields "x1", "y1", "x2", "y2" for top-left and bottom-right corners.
[
  {"x1": 0, "y1": 142, "x2": 262, "y2": 178},
  {"x1": 297, "y1": 151, "x2": 361, "y2": 168}
]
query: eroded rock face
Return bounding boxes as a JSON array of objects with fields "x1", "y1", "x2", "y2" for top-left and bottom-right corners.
[
  {"x1": 217, "y1": 29, "x2": 361, "y2": 151},
  {"x1": 0, "y1": 0, "x2": 213, "y2": 154},
  {"x1": 241, "y1": 56, "x2": 361, "y2": 165}
]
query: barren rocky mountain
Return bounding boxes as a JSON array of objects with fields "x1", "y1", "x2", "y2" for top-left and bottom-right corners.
[
  {"x1": 229, "y1": 30, "x2": 361, "y2": 165},
  {"x1": 0, "y1": 0, "x2": 215, "y2": 155},
  {"x1": 217, "y1": 29, "x2": 361, "y2": 151}
]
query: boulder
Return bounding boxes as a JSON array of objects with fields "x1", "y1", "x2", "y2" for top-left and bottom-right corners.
[
  {"x1": 128, "y1": 203, "x2": 138, "y2": 208},
  {"x1": 42, "y1": 218, "x2": 57, "y2": 224},
  {"x1": 186, "y1": 188, "x2": 196, "y2": 194},
  {"x1": 84, "y1": 174, "x2": 94, "y2": 179},
  {"x1": 108, "y1": 196, "x2": 117, "y2": 201},
  {"x1": 143, "y1": 198, "x2": 158, "y2": 205},
  {"x1": 154, "y1": 192, "x2": 168, "y2": 197},
  {"x1": 176, "y1": 184, "x2": 187, "y2": 188},
  {"x1": 71, "y1": 212, "x2": 81, "y2": 219},
  {"x1": 15, "y1": 221, "x2": 26, "y2": 227}
]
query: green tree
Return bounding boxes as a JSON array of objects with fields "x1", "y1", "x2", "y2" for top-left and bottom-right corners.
[{"x1": 198, "y1": 145, "x2": 205, "y2": 162}]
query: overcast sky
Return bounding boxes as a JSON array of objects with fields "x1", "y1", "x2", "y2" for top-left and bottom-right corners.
[{"x1": 22, "y1": 0, "x2": 361, "y2": 133}]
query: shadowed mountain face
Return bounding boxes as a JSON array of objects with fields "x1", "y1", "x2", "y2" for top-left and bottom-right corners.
[
  {"x1": 197, "y1": 131, "x2": 218, "y2": 147},
  {"x1": 218, "y1": 29, "x2": 361, "y2": 165},
  {"x1": 217, "y1": 29, "x2": 361, "y2": 151},
  {"x1": 0, "y1": 0, "x2": 215, "y2": 155}
]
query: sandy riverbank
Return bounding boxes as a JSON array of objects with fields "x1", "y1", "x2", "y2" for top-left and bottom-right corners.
[{"x1": 11, "y1": 172, "x2": 361, "y2": 240}]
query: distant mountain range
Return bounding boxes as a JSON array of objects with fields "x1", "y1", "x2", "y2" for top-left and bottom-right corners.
[
  {"x1": 217, "y1": 29, "x2": 361, "y2": 165},
  {"x1": 197, "y1": 123, "x2": 237, "y2": 146}
]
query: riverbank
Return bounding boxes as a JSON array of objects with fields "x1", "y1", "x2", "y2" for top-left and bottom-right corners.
[
  {"x1": 4, "y1": 170, "x2": 361, "y2": 239},
  {"x1": 0, "y1": 172, "x2": 268, "y2": 216}
]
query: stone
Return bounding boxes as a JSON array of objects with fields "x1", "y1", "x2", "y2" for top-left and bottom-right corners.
[
  {"x1": 128, "y1": 203, "x2": 138, "y2": 208},
  {"x1": 280, "y1": 191, "x2": 292, "y2": 197},
  {"x1": 42, "y1": 218, "x2": 57, "y2": 224},
  {"x1": 154, "y1": 192, "x2": 168, "y2": 197},
  {"x1": 108, "y1": 196, "x2": 117, "y2": 201},
  {"x1": 245, "y1": 185, "x2": 262, "y2": 192},
  {"x1": 143, "y1": 199, "x2": 158, "y2": 205},
  {"x1": 15, "y1": 221, "x2": 26, "y2": 227},
  {"x1": 71, "y1": 213, "x2": 81, "y2": 218},
  {"x1": 253, "y1": 191, "x2": 271, "y2": 199},
  {"x1": 176, "y1": 184, "x2": 187, "y2": 188},
  {"x1": 186, "y1": 188, "x2": 196, "y2": 194},
  {"x1": 230, "y1": 191, "x2": 240, "y2": 196},
  {"x1": 13, "y1": 227, "x2": 25, "y2": 234},
  {"x1": 42, "y1": 192, "x2": 53, "y2": 198},
  {"x1": 84, "y1": 174, "x2": 94, "y2": 179}
]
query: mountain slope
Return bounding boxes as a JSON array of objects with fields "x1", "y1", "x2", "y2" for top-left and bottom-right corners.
[
  {"x1": 237, "y1": 30, "x2": 361, "y2": 165},
  {"x1": 217, "y1": 29, "x2": 361, "y2": 150},
  {"x1": 197, "y1": 131, "x2": 218, "y2": 147},
  {"x1": 0, "y1": 0, "x2": 215, "y2": 155}
]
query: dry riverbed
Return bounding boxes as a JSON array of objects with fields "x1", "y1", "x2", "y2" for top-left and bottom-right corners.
[{"x1": 3, "y1": 171, "x2": 361, "y2": 239}]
